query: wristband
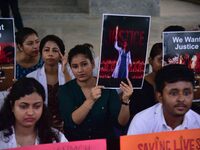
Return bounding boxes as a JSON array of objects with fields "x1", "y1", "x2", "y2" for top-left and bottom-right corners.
[{"x1": 121, "y1": 99, "x2": 130, "y2": 105}]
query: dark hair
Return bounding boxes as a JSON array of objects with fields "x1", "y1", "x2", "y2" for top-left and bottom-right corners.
[
  {"x1": 155, "y1": 64, "x2": 195, "y2": 93},
  {"x1": 0, "y1": 77, "x2": 60, "y2": 143},
  {"x1": 68, "y1": 43, "x2": 94, "y2": 66},
  {"x1": 15, "y1": 27, "x2": 38, "y2": 45},
  {"x1": 149, "y1": 42, "x2": 162, "y2": 59},
  {"x1": 39, "y1": 35, "x2": 65, "y2": 56},
  {"x1": 163, "y1": 25, "x2": 185, "y2": 32}
]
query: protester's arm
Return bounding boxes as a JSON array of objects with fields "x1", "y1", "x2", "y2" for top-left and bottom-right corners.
[
  {"x1": 118, "y1": 78, "x2": 133, "y2": 126},
  {"x1": 71, "y1": 86, "x2": 104, "y2": 125}
]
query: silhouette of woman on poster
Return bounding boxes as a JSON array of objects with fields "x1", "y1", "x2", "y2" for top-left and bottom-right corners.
[{"x1": 112, "y1": 26, "x2": 132, "y2": 79}]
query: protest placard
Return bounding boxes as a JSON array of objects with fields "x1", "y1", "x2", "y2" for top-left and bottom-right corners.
[
  {"x1": 97, "y1": 14, "x2": 150, "y2": 89},
  {"x1": 11, "y1": 139, "x2": 106, "y2": 150},
  {"x1": 0, "y1": 18, "x2": 15, "y2": 91},
  {"x1": 163, "y1": 31, "x2": 200, "y2": 103},
  {"x1": 120, "y1": 129, "x2": 200, "y2": 150}
]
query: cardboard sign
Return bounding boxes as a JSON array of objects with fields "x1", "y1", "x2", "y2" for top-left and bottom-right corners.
[
  {"x1": 120, "y1": 129, "x2": 200, "y2": 150},
  {"x1": 97, "y1": 14, "x2": 150, "y2": 89},
  {"x1": 10, "y1": 139, "x2": 106, "y2": 150},
  {"x1": 0, "y1": 18, "x2": 15, "y2": 91}
]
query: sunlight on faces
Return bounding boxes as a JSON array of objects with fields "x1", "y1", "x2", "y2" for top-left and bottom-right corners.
[
  {"x1": 18, "y1": 34, "x2": 40, "y2": 58},
  {"x1": 70, "y1": 54, "x2": 94, "y2": 82},
  {"x1": 42, "y1": 41, "x2": 61, "y2": 66},
  {"x1": 157, "y1": 81, "x2": 193, "y2": 117},
  {"x1": 12, "y1": 92, "x2": 43, "y2": 128}
]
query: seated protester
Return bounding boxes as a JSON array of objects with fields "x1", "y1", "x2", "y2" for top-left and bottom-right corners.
[
  {"x1": 127, "y1": 64, "x2": 200, "y2": 135},
  {"x1": 0, "y1": 27, "x2": 43, "y2": 107},
  {"x1": 131, "y1": 24, "x2": 186, "y2": 116},
  {"x1": 130, "y1": 43, "x2": 162, "y2": 117},
  {"x1": 58, "y1": 44, "x2": 133, "y2": 141},
  {"x1": 27, "y1": 35, "x2": 71, "y2": 132},
  {"x1": 0, "y1": 78, "x2": 67, "y2": 149},
  {"x1": 163, "y1": 25, "x2": 200, "y2": 115},
  {"x1": 16, "y1": 27, "x2": 43, "y2": 80}
]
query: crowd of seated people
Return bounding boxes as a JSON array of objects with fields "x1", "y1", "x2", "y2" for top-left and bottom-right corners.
[{"x1": 0, "y1": 24, "x2": 200, "y2": 149}]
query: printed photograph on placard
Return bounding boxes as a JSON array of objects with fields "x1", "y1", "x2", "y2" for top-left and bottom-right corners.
[
  {"x1": 163, "y1": 31, "x2": 200, "y2": 102},
  {"x1": 0, "y1": 18, "x2": 15, "y2": 91},
  {"x1": 97, "y1": 14, "x2": 150, "y2": 89}
]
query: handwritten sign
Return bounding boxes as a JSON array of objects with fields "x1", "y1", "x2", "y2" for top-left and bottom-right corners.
[
  {"x1": 10, "y1": 139, "x2": 106, "y2": 150},
  {"x1": 120, "y1": 129, "x2": 200, "y2": 150}
]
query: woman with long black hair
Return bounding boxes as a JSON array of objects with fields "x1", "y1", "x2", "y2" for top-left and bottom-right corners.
[{"x1": 0, "y1": 77, "x2": 67, "y2": 149}]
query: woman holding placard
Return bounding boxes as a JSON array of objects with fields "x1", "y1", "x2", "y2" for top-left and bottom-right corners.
[{"x1": 59, "y1": 44, "x2": 133, "y2": 141}]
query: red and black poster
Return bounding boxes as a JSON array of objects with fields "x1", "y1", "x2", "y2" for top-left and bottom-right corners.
[
  {"x1": 0, "y1": 18, "x2": 15, "y2": 91},
  {"x1": 163, "y1": 31, "x2": 200, "y2": 101},
  {"x1": 97, "y1": 14, "x2": 150, "y2": 89}
]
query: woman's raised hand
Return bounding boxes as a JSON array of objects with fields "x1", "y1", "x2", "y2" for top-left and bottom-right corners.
[{"x1": 59, "y1": 51, "x2": 68, "y2": 73}]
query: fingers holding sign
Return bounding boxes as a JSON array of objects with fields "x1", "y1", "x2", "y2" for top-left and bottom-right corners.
[
  {"x1": 90, "y1": 86, "x2": 105, "y2": 102},
  {"x1": 120, "y1": 78, "x2": 133, "y2": 101}
]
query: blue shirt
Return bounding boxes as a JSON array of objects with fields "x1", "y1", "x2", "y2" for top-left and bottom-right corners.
[{"x1": 16, "y1": 57, "x2": 43, "y2": 79}]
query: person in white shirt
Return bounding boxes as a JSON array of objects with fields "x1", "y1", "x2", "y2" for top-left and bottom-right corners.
[
  {"x1": 27, "y1": 35, "x2": 71, "y2": 132},
  {"x1": 0, "y1": 78, "x2": 67, "y2": 149},
  {"x1": 127, "y1": 64, "x2": 200, "y2": 135}
]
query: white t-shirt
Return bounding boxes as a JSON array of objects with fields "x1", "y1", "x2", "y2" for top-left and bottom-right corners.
[
  {"x1": 0, "y1": 127, "x2": 68, "y2": 149},
  {"x1": 127, "y1": 103, "x2": 200, "y2": 135}
]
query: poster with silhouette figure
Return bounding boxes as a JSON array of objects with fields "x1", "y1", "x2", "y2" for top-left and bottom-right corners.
[
  {"x1": 0, "y1": 18, "x2": 15, "y2": 91},
  {"x1": 163, "y1": 31, "x2": 200, "y2": 104},
  {"x1": 97, "y1": 14, "x2": 150, "y2": 89}
]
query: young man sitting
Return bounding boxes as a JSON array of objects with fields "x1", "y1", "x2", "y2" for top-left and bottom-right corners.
[{"x1": 127, "y1": 64, "x2": 200, "y2": 135}]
